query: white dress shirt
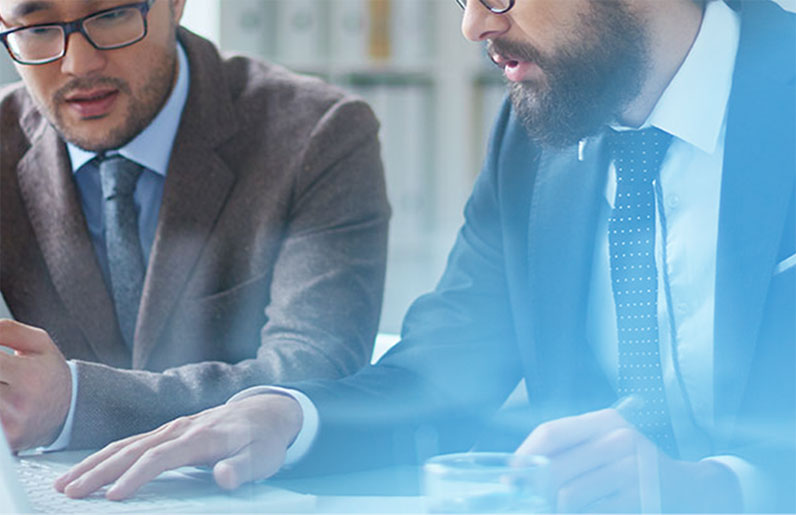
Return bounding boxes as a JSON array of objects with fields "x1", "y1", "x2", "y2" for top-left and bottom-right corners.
[
  {"x1": 585, "y1": 1, "x2": 769, "y2": 509},
  {"x1": 234, "y1": 1, "x2": 767, "y2": 509}
]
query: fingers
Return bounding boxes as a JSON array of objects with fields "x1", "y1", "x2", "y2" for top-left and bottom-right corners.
[
  {"x1": 516, "y1": 411, "x2": 647, "y2": 514},
  {"x1": 517, "y1": 408, "x2": 628, "y2": 457},
  {"x1": 0, "y1": 336, "x2": 71, "y2": 450},
  {"x1": 556, "y1": 453, "x2": 640, "y2": 513},
  {"x1": 58, "y1": 404, "x2": 254, "y2": 501},
  {"x1": 213, "y1": 442, "x2": 285, "y2": 491},
  {"x1": 104, "y1": 432, "x2": 217, "y2": 501},
  {"x1": 57, "y1": 417, "x2": 193, "y2": 497},
  {"x1": 547, "y1": 426, "x2": 638, "y2": 490},
  {"x1": 0, "y1": 320, "x2": 51, "y2": 354},
  {"x1": 56, "y1": 395, "x2": 297, "y2": 501}
]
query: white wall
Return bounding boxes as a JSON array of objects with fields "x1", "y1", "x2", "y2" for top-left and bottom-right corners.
[
  {"x1": 0, "y1": 53, "x2": 18, "y2": 85},
  {"x1": 777, "y1": 0, "x2": 796, "y2": 11},
  {"x1": 180, "y1": 0, "x2": 221, "y2": 45}
]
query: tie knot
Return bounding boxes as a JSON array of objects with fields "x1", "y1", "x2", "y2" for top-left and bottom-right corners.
[
  {"x1": 608, "y1": 127, "x2": 671, "y2": 150},
  {"x1": 607, "y1": 128, "x2": 673, "y2": 185},
  {"x1": 99, "y1": 156, "x2": 143, "y2": 199}
]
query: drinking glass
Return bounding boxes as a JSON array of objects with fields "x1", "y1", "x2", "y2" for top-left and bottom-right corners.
[{"x1": 423, "y1": 452, "x2": 551, "y2": 513}]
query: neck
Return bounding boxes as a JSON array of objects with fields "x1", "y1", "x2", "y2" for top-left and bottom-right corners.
[{"x1": 618, "y1": 0, "x2": 705, "y2": 127}]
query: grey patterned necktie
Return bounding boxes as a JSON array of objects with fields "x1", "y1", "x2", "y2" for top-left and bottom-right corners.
[
  {"x1": 99, "y1": 155, "x2": 145, "y2": 348},
  {"x1": 607, "y1": 128, "x2": 678, "y2": 457}
]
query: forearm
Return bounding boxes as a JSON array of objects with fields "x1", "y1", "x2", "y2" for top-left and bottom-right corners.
[
  {"x1": 279, "y1": 355, "x2": 514, "y2": 476},
  {"x1": 263, "y1": 124, "x2": 389, "y2": 376},
  {"x1": 39, "y1": 360, "x2": 78, "y2": 451},
  {"x1": 68, "y1": 351, "x2": 352, "y2": 450}
]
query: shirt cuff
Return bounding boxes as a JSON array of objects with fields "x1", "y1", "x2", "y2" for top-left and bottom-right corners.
[
  {"x1": 702, "y1": 455, "x2": 772, "y2": 512},
  {"x1": 39, "y1": 360, "x2": 78, "y2": 452},
  {"x1": 226, "y1": 386, "x2": 319, "y2": 466}
]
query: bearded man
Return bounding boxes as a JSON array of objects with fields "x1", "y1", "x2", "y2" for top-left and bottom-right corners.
[{"x1": 56, "y1": 0, "x2": 795, "y2": 512}]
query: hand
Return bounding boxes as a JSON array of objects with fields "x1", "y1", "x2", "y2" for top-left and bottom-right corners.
[
  {"x1": 55, "y1": 393, "x2": 303, "y2": 501},
  {"x1": 516, "y1": 408, "x2": 742, "y2": 513},
  {"x1": 0, "y1": 319, "x2": 72, "y2": 450}
]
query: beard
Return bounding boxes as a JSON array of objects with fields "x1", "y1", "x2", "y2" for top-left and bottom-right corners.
[
  {"x1": 49, "y1": 49, "x2": 177, "y2": 153},
  {"x1": 489, "y1": 0, "x2": 649, "y2": 148},
  {"x1": 40, "y1": 7, "x2": 179, "y2": 154}
]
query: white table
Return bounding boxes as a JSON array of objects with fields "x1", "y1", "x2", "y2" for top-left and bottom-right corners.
[{"x1": 20, "y1": 450, "x2": 427, "y2": 513}]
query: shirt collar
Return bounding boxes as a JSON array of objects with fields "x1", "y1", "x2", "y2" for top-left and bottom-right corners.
[
  {"x1": 607, "y1": 0, "x2": 740, "y2": 155},
  {"x1": 67, "y1": 42, "x2": 190, "y2": 176}
]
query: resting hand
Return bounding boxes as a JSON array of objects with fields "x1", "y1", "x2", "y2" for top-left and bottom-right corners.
[
  {"x1": 516, "y1": 408, "x2": 742, "y2": 512},
  {"x1": 0, "y1": 319, "x2": 72, "y2": 450},
  {"x1": 54, "y1": 393, "x2": 302, "y2": 501}
]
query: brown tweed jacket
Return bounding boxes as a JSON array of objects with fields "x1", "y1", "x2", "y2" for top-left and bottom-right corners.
[{"x1": 0, "y1": 29, "x2": 390, "y2": 449}]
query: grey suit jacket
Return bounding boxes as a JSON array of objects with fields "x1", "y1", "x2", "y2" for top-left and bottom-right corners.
[{"x1": 0, "y1": 29, "x2": 390, "y2": 449}]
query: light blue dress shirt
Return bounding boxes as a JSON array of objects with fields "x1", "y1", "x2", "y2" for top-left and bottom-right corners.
[
  {"x1": 66, "y1": 43, "x2": 190, "y2": 279},
  {"x1": 46, "y1": 43, "x2": 190, "y2": 451},
  {"x1": 586, "y1": 1, "x2": 767, "y2": 509}
]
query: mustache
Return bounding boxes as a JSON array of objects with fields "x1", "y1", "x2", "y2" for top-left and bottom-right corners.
[
  {"x1": 54, "y1": 77, "x2": 130, "y2": 103},
  {"x1": 487, "y1": 38, "x2": 547, "y2": 68}
]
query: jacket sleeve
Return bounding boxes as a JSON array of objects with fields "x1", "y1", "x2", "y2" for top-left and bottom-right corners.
[{"x1": 278, "y1": 101, "x2": 528, "y2": 475}]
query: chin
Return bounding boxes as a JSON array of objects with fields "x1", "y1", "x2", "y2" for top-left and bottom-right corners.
[
  {"x1": 62, "y1": 132, "x2": 126, "y2": 153},
  {"x1": 58, "y1": 120, "x2": 137, "y2": 153}
]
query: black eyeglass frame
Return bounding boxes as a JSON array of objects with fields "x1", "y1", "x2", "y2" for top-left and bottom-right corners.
[
  {"x1": 0, "y1": 0, "x2": 155, "y2": 65},
  {"x1": 455, "y1": 0, "x2": 516, "y2": 15}
]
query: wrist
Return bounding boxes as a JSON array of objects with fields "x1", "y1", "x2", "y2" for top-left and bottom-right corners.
[
  {"x1": 270, "y1": 394, "x2": 303, "y2": 448},
  {"x1": 238, "y1": 393, "x2": 303, "y2": 449},
  {"x1": 43, "y1": 411, "x2": 69, "y2": 448},
  {"x1": 39, "y1": 358, "x2": 73, "y2": 448}
]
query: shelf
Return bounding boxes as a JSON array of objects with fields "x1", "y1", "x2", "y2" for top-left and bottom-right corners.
[{"x1": 190, "y1": 0, "x2": 505, "y2": 333}]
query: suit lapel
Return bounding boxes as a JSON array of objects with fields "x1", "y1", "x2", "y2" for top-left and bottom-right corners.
[
  {"x1": 133, "y1": 30, "x2": 239, "y2": 367},
  {"x1": 714, "y1": 1, "x2": 796, "y2": 436},
  {"x1": 133, "y1": 136, "x2": 235, "y2": 367},
  {"x1": 16, "y1": 124, "x2": 129, "y2": 367},
  {"x1": 525, "y1": 134, "x2": 612, "y2": 410}
]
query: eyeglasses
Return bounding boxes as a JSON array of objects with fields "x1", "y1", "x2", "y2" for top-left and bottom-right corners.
[
  {"x1": 0, "y1": 0, "x2": 155, "y2": 65},
  {"x1": 455, "y1": 0, "x2": 516, "y2": 15}
]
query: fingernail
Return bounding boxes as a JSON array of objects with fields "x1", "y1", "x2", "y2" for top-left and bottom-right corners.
[
  {"x1": 106, "y1": 486, "x2": 125, "y2": 502},
  {"x1": 63, "y1": 483, "x2": 82, "y2": 499}
]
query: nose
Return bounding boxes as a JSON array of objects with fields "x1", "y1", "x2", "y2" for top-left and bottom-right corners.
[
  {"x1": 461, "y1": 2, "x2": 510, "y2": 42},
  {"x1": 60, "y1": 32, "x2": 106, "y2": 76}
]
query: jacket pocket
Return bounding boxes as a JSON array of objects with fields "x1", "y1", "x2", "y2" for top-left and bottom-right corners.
[{"x1": 159, "y1": 273, "x2": 273, "y2": 367}]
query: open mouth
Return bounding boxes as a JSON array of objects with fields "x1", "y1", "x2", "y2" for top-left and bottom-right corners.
[
  {"x1": 489, "y1": 52, "x2": 510, "y2": 68},
  {"x1": 489, "y1": 52, "x2": 540, "y2": 83},
  {"x1": 64, "y1": 88, "x2": 120, "y2": 118}
]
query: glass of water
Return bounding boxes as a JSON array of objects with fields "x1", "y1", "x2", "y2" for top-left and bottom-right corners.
[{"x1": 423, "y1": 452, "x2": 551, "y2": 513}]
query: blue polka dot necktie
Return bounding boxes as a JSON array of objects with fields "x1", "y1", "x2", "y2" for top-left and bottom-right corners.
[
  {"x1": 607, "y1": 128, "x2": 678, "y2": 457},
  {"x1": 99, "y1": 155, "x2": 145, "y2": 349}
]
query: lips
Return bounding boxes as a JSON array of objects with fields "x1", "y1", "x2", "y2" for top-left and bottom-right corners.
[
  {"x1": 489, "y1": 51, "x2": 541, "y2": 83},
  {"x1": 64, "y1": 88, "x2": 120, "y2": 119}
]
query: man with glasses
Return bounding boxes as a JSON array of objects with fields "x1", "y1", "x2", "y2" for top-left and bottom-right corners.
[
  {"x1": 0, "y1": 0, "x2": 389, "y2": 454},
  {"x1": 56, "y1": 0, "x2": 794, "y2": 511}
]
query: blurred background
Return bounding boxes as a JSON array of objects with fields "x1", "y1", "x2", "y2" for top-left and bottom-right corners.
[
  {"x1": 1, "y1": 0, "x2": 794, "y2": 334},
  {"x1": 177, "y1": 0, "x2": 506, "y2": 334}
]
